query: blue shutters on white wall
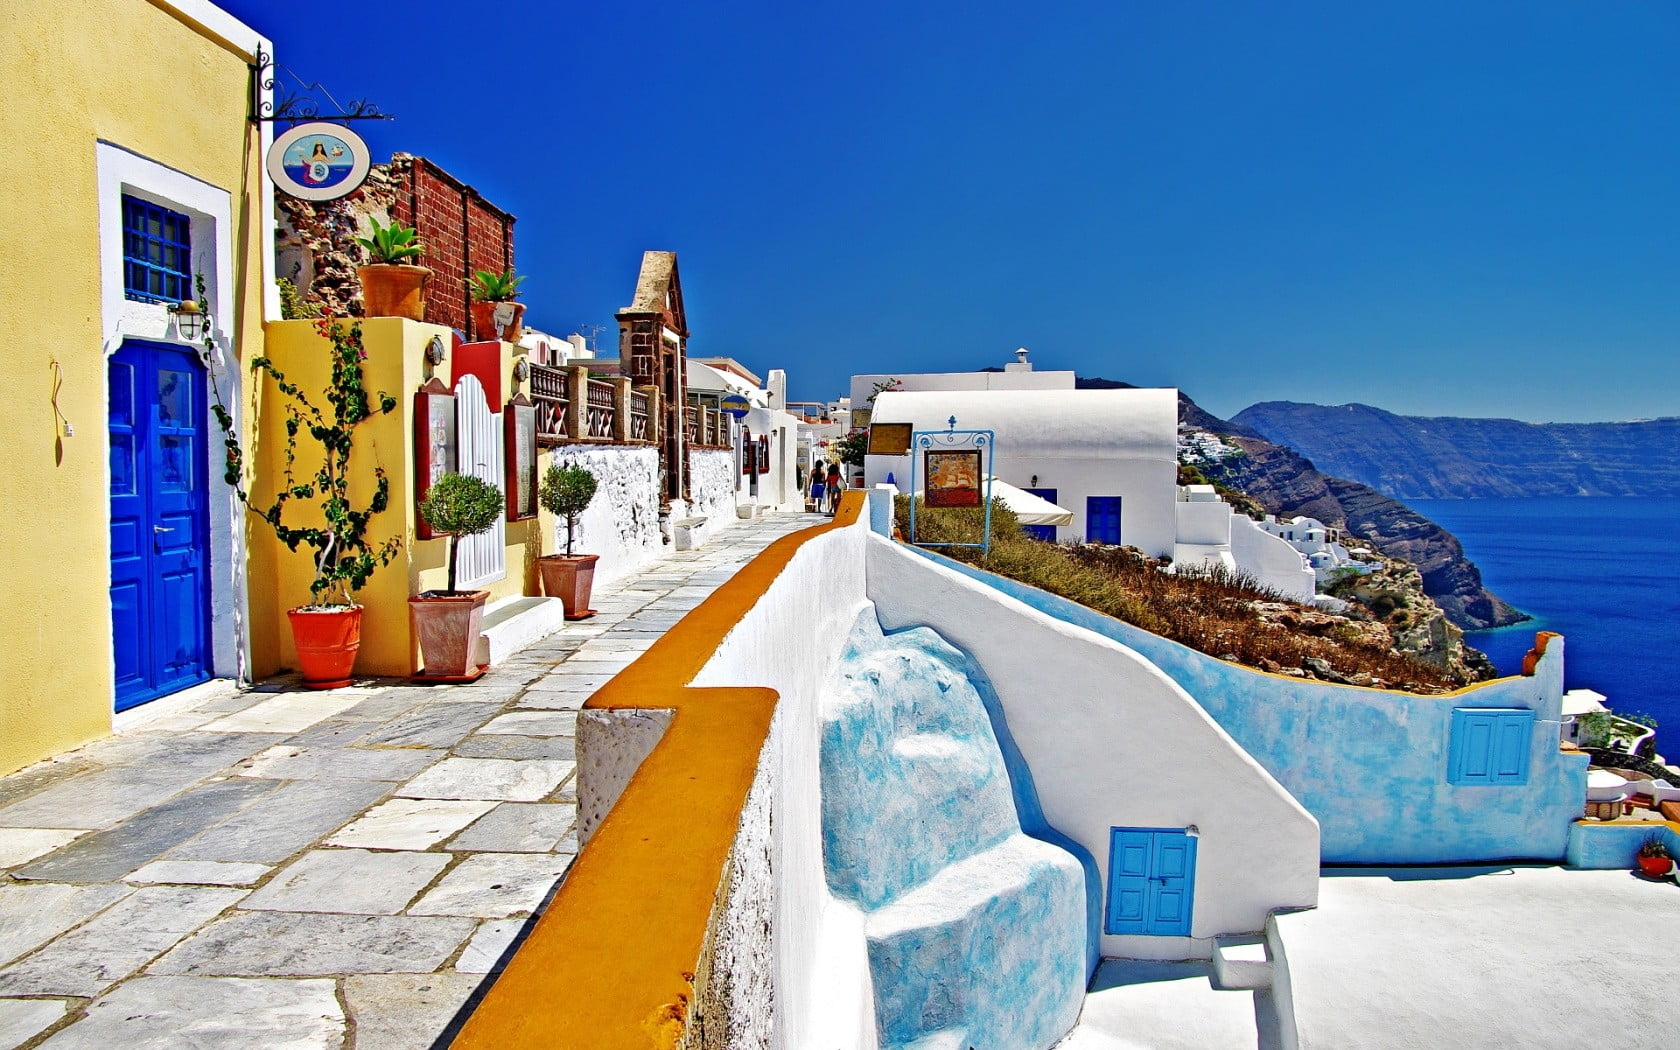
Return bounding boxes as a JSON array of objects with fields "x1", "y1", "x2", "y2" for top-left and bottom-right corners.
[
  {"x1": 1106, "y1": 828, "x2": 1196, "y2": 936},
  {"x1": 1447, "y1": 708, "x2": 1534, "y2": 786}
]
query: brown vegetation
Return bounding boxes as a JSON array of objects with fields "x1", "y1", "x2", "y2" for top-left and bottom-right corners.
[{"x1": 897, "y1": 497, "x2": 1464, "y2": 693}]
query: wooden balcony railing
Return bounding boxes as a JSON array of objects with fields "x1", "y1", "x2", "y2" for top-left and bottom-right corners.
[{"x1": 529, "y1": 362, "x2": 656, "y2": 446}]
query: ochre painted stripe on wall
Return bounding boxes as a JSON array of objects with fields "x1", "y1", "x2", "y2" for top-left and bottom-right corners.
[{"x1": 452, "y1": 493, "x2": 865, "y2": 1049}]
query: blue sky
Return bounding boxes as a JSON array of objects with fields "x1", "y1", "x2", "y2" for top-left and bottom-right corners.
[{"x1": 224, "y1": 1, "x2": 1680, "y2": 423}]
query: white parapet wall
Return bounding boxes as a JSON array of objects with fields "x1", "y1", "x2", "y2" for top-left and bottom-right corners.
[
  {"x1": 864, "y1": 533, "x2": 1321, "y2": 959},
  {"x1": 688, "y1": 447, "x2": 741, "y2": 534},
  {"x1": 545, "y1": 445, "x2": 661, "y2": 589}
]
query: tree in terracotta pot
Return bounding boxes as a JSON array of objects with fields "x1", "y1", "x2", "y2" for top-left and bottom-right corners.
[
  {"x1": 537, "y1": 462, "x2": 600, "y2": 620},
  {"x1": 195, "y1": 280, "x2": 401, "y2": 688},
  {"x1": 355, "y1": 216, "x2": 430, "y2": 321},
  {"x1": 468, "y1": 268, "x2": 527, "y2": 343},
  {"x1": 412, "y1": 472, "x2": 504, "y2": 679}
]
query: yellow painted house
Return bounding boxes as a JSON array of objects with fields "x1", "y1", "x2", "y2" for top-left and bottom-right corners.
[{"x1": 0, "y1": 0, "x2": 276, "y2": 775}]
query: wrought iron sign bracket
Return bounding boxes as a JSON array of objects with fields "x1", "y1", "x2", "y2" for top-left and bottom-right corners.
[{"x1": 248, "y1": 48, "x2": 396, "y2": 124}]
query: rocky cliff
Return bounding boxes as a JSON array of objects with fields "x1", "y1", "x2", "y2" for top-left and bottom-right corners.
[
  {"x1": 1179, "y1": 395, "x2": 1526, "y2": 630},
  {"x1": 1231, "y1": 401, "x2": 1680, "y2": 499}
]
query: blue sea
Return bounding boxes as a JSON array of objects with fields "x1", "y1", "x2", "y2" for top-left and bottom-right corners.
[{"x1": 1410, "y1": 497, "x2": 1680, "y2": 754}]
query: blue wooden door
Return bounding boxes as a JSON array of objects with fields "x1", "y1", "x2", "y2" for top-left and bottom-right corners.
[
  {"x1": 1087, "y1": 495, "x2": 1123, "y2": 544},
  {"x1": 109, "y1": 342, "x2": 211, "y2": 711},
  {"x1": 1023, "y1": 487, "x2": 1058, "y2": 541},
  {"x1": 1106, "y1": 827, "x2": 1196, "y2": 936}
]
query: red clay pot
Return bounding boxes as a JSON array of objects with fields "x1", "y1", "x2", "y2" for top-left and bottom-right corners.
[
  {"x1": 287, "y1": 606, "x2": 362, "y2": 689},
  {"x1": 1637, "y1": 854, "x2": 1674, "y2": 877},
  {"x1": 538, "y1": 554, "x2": 598, "y2": 620},
  {"x1": 470, "y1": 300, "x2": 526, "y2": 343},
  {"x1": 409, "y1": 589, "x2": 490, "y2": 677},
  {"x1": 358, "y1": 264, "x2": 431, "y2": 321}
]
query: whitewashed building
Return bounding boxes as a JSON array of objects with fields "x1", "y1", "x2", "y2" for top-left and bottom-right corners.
[{"x1": 1174, "y1": 486, "x2": 1317, "y2": 601}]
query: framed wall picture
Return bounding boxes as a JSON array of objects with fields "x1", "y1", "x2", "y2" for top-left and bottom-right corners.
[
  {"x1": 924, "y1": 449, "x2": 982, "y2": 507},
  {"x1": 867, "y1": 422, "x2": 913, "y2": 456},
  {"x1": 505, "y1": 395, "x2": 538, "y2": 521},
  {"x1": 413, "y1": 378, "x2": 456, "y2": 539}
]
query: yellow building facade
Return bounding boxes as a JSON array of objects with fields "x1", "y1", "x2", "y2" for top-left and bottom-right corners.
[{"x1": 0, "y1": 0, "x2": 274, "y2": 774}]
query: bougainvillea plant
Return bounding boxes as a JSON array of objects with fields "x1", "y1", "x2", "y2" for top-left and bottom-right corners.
[{"x1": 196, "y1": 274, "x2": 402, "y2": 608}]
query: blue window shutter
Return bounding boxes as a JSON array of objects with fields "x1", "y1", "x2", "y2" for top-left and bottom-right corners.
[
  {"x1": 1087, "y1": 496, "x2": 1122, "y2": 544},
  {"x1": 1106, "y1": 828, "x2": 1197, "y2": 937},
  {"x1": 1449, "y1": 708, "x2": 1533, "y2": 786}
]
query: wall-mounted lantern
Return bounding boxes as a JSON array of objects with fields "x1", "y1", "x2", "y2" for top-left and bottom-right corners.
[
  {"x1": 424, "y1": 334, "x2": 447, "y2": 366},
  {"x1": 169, "y1": 299, "x2": 207, "y2": 342}
]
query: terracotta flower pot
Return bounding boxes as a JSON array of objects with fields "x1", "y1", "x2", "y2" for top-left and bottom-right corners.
[
  {"x1": 538, "y1": 554, "x2": 598, "y2": 620},
  {"x1": 470, "y1": 300, "x2": 526, "y2": 343},
  {"x1": 408, "y1": 589, "x2": 491, "y2": 677},
  {"x1": 358, "y1": 264, "x2": 431, "y2": 321},
  {"x1": 287, "y1": 605, "x2": 363, "y2": 689},
  {"x1": 1637, "y1": 854, "x2": 1674, "y2": 877}
]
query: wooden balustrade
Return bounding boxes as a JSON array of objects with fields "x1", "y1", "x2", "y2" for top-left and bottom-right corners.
[
  {"x1": 585, "y1": 379, "x2": 616, "y2": 440},
  {"x1": 527, "y1": 361, "x2": 655, "y2": 446}
]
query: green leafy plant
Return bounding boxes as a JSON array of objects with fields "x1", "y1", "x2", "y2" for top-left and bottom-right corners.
[
  {"x1": 419, "y1": 472, "x2": 504, "y2": 593},
  {"x1": 833, "y1": 429, "x2": 870, "y2": 468},
  {"x1": 354, "y1": 216, "x2": 425, "y2": 264},
  {"x1": 196, "y1": 272, "x2": 401, "y2": 607},
  {"x1": 1638, "y1": 834, "x2": 1671, "y2": 860},
  {"x1": 1577, "y1": 711, "x2": 1616, "y2": 750},
  {"x1": 540, "y1": 463, "x2": 599, "y2": 557},
  {"x1": 277, "y1": 276, "x2": 320, "y2": 320},
  {"x1": 469, "y1": 268, "x2": 526, "y2": 302}
]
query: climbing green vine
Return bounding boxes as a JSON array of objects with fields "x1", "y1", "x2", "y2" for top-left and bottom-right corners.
[{"x1": 195, "y1": 274, "x2": 402, "y2": 607}]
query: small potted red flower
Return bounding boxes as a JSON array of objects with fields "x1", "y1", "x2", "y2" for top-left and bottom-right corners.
[{"x1": 1636, "y1": 834, "x2": 1674, "y2": 878}]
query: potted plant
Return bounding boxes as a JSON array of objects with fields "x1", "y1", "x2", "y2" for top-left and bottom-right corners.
[
  {"x1": 196, "y1": 277, "x2": 401, "y2": 688},
  {"x1": 355, "y1": 216, "x2": 430, "y2": 321},
  {"x1": 412, "y1": 471, "x2": 504, "y2": 678},
  {"x1": 1636, "y1": 834, "x2": 1674, "y2": 877},
  {"x1": 468, "y1": 268, "x2": 527, "y2": 343},
  {"x1": 537, "y1": 463, "x2": 599, "y2": 619}
]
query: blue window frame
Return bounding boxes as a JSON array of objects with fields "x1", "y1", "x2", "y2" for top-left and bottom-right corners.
[
  {"x1": 1447, "y1": 708, "x2": 1534, "y2": 786},
  {"x1": 1087, "y1": 495, "x2": 1122, "y2": 544},
  {"x1": 122, "y1": 195, "x2": 193, "y2": 304}
]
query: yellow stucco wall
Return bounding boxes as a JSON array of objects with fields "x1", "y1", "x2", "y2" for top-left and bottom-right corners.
[
  {"x1": 255, "y1": 322, "x2": 541, "y2": 677},
  {"x1": 0, "y1": 1, "x2": 268, "y2": 775}
]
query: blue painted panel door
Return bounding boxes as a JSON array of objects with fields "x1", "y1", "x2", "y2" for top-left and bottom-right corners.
[
  {"x1": 1087, "y1": 496, "x2": 1122, "y2": 544},
  {"x1": 109, "y1": 342, "x2": 211, "y2": 711},
  {"x1": 1106, "y1": 828, "x2": 1196, "y2": 936},
  {"x1": 1023, "y1": 487, "x2": 1058, "y2": 541}
]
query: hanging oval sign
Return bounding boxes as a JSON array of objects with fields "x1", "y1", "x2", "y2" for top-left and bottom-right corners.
[
  {"x1": 720, "y1": 393, "x2": 752, "y2": 419},
  {"x1": 267, "y1": 122, "x2": 372, "y2": 202}
]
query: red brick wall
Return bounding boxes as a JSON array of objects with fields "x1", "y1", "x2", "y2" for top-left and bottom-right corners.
[{"x1": 389, "y1": 156, "x2": 515, "y2": 336}]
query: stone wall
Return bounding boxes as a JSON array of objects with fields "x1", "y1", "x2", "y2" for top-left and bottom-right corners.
[
  {"x1": 687, "y1": 447, "x2": 739, "y2": 529},
  {"x1": 275, "y1": 154, "x2": 515, "y2": 332},
  {"x1": 547, "y1": 445, "x2": 661, "y2": 589}
]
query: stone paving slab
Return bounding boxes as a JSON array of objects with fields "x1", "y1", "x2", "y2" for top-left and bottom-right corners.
[
  {"x1": 0, "y1": 513, "x2": 818, "y2": 1048},
  {"x1": 0, "y1": 885, "x2": 247, "y2": 996},
  {"x1": 242, "y1": 849, "x2": 452, "y2": 914},
  {"x1": 36, "y1": 976, "x2": 343, "y2": 1050},
  {"x1": 151, "y1": 911, "x2": 478, "y2": 976},
  {"x1": 14, "y1": 777, "x2": 280, "y2": 883},
  {"x1": 0, "y1": 997, "x2": 65, "y2": 1048}
]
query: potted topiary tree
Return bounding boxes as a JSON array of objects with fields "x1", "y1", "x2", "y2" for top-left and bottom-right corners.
[
  {"x1": 537, "y1": 462, "x2": 599, "y2": 620},
  {"x1": 412, "y1": 471, "x2": 505, "y2": 679},
  {"x1": 197, "y1": 278, "x2": 402, "y2": 688},
  {"x1": 468, "y1": 268, "x2": 527, "y2": 343},
  {"x1": 355, "y1": 216, "x2": 430, "y2": 321}
]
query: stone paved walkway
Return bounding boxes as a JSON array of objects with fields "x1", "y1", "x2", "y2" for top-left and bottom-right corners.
[{"x1": 0, "y1": 513, "x2": 819, "y2": 1050}]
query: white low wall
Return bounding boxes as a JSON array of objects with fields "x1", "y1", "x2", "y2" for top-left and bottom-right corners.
[
  {"x1": 546, "y1": 445, "x2": 661, "y2": 589},
  {"x1": 1231, "y1": 514, "x2": 1317, "y2": 603},
  {"x1": 865, "y1": 535, "x2": 1320, "y2": 957},
  {"x1": 691, "y1": 520, "x2": 875, "y2": 1049},
  {"x1": 689, "y1": 447, "x2": 741, "y2": 534}
]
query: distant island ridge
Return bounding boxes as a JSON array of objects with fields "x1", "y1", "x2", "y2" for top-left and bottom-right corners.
[{"x1": 1230, "y1": 401, "x2": 1680, "y2": 501}]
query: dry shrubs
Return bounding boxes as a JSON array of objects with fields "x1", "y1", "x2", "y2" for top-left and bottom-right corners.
[{"x1": 898, "y1": 497, "x2": 1459, "y2": 693}]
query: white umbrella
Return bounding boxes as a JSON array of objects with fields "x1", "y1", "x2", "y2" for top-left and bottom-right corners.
[{"x1": 912, "y1": 475, "x2": 1073, "y2": 526}]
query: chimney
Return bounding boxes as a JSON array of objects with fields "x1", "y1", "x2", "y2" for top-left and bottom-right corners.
[{"x1": 1005, "y1": 347, "x2": 1033, "y2": 373}]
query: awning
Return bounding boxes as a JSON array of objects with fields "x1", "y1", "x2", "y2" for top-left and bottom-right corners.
[{"x1": 913, "y1": 476, "x2": 1074, "y2": 526}]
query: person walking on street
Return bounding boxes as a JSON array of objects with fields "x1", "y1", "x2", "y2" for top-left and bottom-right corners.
[
  {"x1": 825, "y1": 463, "x2": 843, "y2": 514},
  {"x1": 808, "y1": 469, "x2": 825, "y2": 513}
]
